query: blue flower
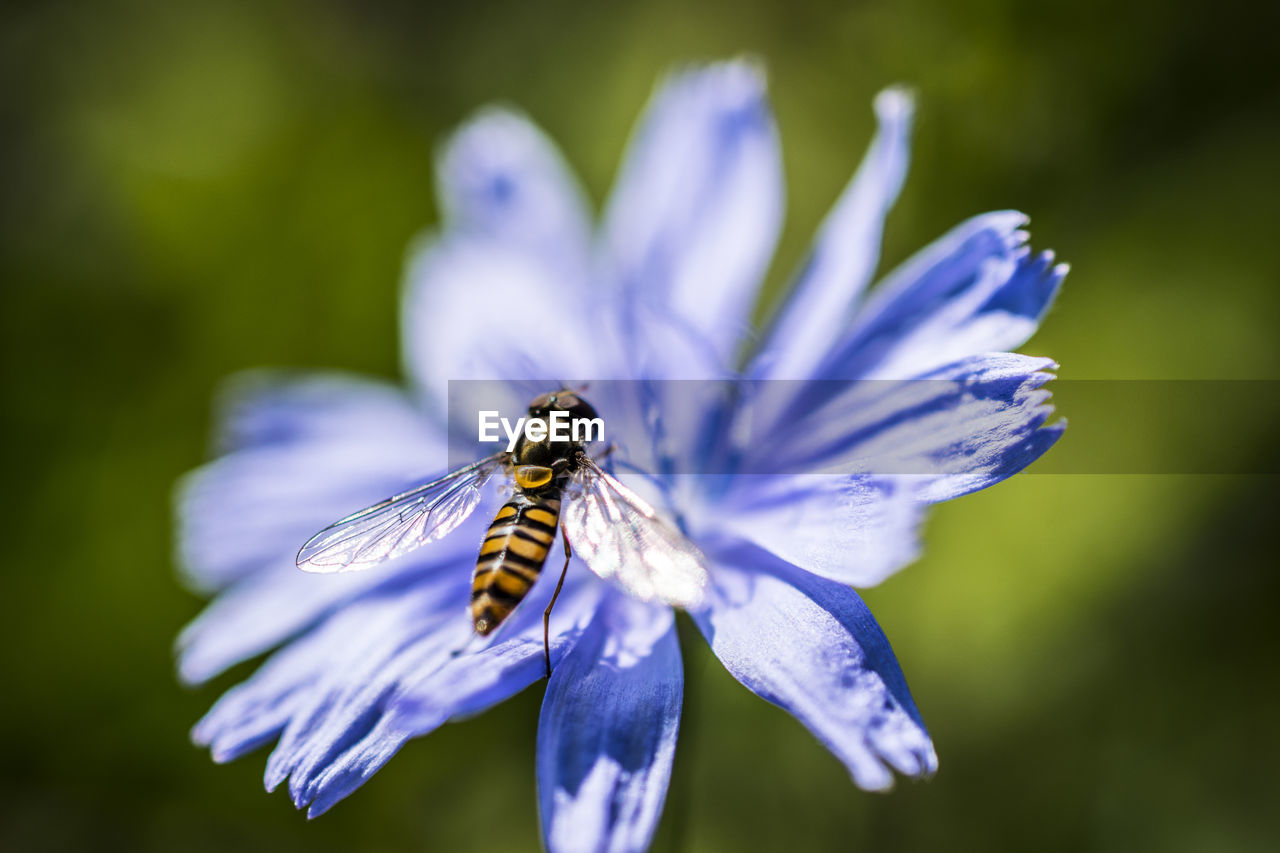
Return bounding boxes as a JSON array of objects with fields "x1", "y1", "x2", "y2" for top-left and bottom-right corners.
[{"x1": 176, "y1": 60, "x2": 1066, "y2": 852}]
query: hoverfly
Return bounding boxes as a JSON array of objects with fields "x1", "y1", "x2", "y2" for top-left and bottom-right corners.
[{"x1": 296, "y1": 390, "x2": 708, "y2": 675}]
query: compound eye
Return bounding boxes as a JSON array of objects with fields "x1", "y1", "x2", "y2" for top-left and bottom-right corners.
[{"x1": 570, "y1": 396, "x2": 599, "y2": 422}]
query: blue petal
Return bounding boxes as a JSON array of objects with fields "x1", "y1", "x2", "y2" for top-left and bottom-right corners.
[
  {"x1": 260, "y1": 580, "x2": 472, "y2": 803},
  {"x1": 695, "y1": 541, "x2": 936, "y2": 791},
  {"x1": 176, "y1": 521, "x2": 478, "y2": 684},
  {"x1": 300, "y1": 579, "x2": 602, "y2": 818},
  {"x1": 435, "y1": 106, "x2": 593, "y2": 275},
  {"x1": 602, "y1": 60, "x2": 784, "y2": 372},
  {"x1": 193, "y1": 612, "x2": 345, "y2": 764},
  {"x1": 710, "y1": 474, "x2": 923, "y2": 587},
  {"x1": 401, "y1": 232, "x2": 626, "y2": 418},
  {"x1": 192, "y1": 573, "x2": 468, "y2": 767},
  {"x1": 820, "y1": 211, "x2": 1065, "y2": 380},
  {"x1": 175, "y1": 372, "x2": 446, "y2": 593},
  {"x1": 750, "y1": 353, "x2": 1063, "y2": 502},
  {"x1": 194, "y1": 549, "x2": 600, "y2": 818},
  {"x1": 175, "y1": 370, "x2": 490, "y2": 683},
  {"x1": 753, "y1": 88, "x2": 914, "y2": 380},
  {"x1": 537, "y1": 594, "x2": 681, "y2": 853},
  {"x1": 208, "y1": 370, "x2": 439, "y2": 456},
  {"x1": 401, "y1": 109, "x2": 616, "y2": 409}
]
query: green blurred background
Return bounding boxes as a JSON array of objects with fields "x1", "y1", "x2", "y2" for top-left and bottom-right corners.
[{"x1": 3, "y1": 0, "x2": 1278, "y2": 850}]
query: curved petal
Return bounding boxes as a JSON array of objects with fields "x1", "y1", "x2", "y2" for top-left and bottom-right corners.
[
  {"x1": 750, "y1": 353, "x2": 1063, "y2": 502},
  {"x1": 207, "y1": 370, "x2": 437, "y2": 456},
  {"x1": 602, "y1": 60, "x2": 783, "y2": 371},
  {"x1": 192, "y1": 573, "x2": 466, "y2": 764},
  {"x1": 402, "y1": 108, "x2": 611, "y2": 409},
  {"x1": 694, "y1": 541, "x2": 936, "y2": 791},
  {"x1": 176, "y1": 373, "x2": 446, "y2": 593},
  {"x1": 401, "y1": 233, "x2": 625, "y2": 419},
  {"x1": 175, "y1": 372, "x2": 489, "y2": 684},
  {"x1": 710, "y1": 474, "x2": 924, "y2": 587},
  {"x1": 435, "y1": 106, "x2": 593, "y2": 274},
  {"x1": 176, "y1": 513, "x2": 483, "y2": 685},
  {"x1": 819, "y1": 211, "x2": 1064, "y2": 380},
  {"x1": 193, "y1": 555, "x2": 602, "y2": 818},
  {"x1": 299, "y1": 579, "x2": 602, "y2": 818},
  {"x1": 855, "y1": 247, "x2": 1067, "y2": 381},
  {"x1": 259, "y1": 579, "x2": 471, "y2": 803},
  {"x1": 753, "y1": 87, "x2": 914, "y2": 380},
  {"x1": 538, "y1": 594, "x2": 681, "y2": 853}
]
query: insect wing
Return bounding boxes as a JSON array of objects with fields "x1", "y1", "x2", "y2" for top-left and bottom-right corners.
[
  {"x1": 563, "y1": 459, "x2": 709, "y2": 608},
  {"x1": 297, "y1": 454, "x2": 504, "y2": 573}
]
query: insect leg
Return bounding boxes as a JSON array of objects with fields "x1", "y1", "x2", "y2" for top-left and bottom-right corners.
[{"x1": 543, "y1": 524, "x2": 572, "y2": 678}]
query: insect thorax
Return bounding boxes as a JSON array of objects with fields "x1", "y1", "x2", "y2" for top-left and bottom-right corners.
[
  {"x1": 510, "y1": 391, "x2": 598, "y2": 478},
  {"x1": 512, "y1": 434, "x2": 578, "y2": 467}
]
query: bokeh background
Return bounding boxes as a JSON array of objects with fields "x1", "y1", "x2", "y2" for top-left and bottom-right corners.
[{"x1": 3, "y1": 0, "x2": 1278, "y2": 850}]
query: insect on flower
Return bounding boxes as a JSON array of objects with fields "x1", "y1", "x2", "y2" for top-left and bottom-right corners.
[
  {"x1": 296, "y1": 389, "x2": 707, "y2": 675},
  {"x1": 177, "y1": 59, "x2": 1068, "y2": 851}
]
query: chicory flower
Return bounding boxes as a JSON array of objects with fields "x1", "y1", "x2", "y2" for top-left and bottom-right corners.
[{"x1": 176, "y1": 60, "x2": 1065, "y2": 852}]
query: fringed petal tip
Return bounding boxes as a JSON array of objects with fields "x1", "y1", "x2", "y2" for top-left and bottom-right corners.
[{"x1": 857, "y1": 742, "x2": 939, "y2": 792}]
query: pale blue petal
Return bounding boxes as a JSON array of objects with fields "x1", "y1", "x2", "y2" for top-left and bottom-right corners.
[
  {"x1": 176, "y1": 445, "x2": 443, "y2": 598},
  {"x1": 299, "y1": 713, "x2": 412, "y2": 819},
  {"x1": 820, "y1": 211, "x2": 1063, "y2": 380},
  {"x1": 709, "y1": 474, "x2": 924, "y2": 587},
  {"x1": 192, "y1": 573, "x2": 466, "y2": 766},
  {"x1": 695, "y1": 541, "x2": 936, "y2": 791},
  {"x1": 402, "y1": 108, "x2": 614, "y2": 409},
  {"x1": 209, "y1": 370, "x2": 438, "y2": 456},
  {"x1": 193, "y1": 612, "x2": 344, "y2": 764},
  {"x1": 252, "y1": 573, "x2": 597, "y2": 816},
  {"x1": 538, "y1": 595, "x2": 681, "y2": 853},
  {"x1": 301, "y1": 580, "x2": 603, "y2": 818},
  {"x1": 390, "y1": 576, "x2": 602, "y2": 728},
  {"x1": 749, "y1": 353, "x2": 1062, "y2": 502},
  {"x1": 260, "y1": 580, "x2": 471, "y2": 801},
  {"x1": 176, "y1": 373, "x2": 446, "y2": 593},
  {"x1": 189, "y1": 469, "x2": 598, "y2": 820},
  {"x1": 176, "y1": 517, "x2": 479, "y2": 685},
  {"x1": 400, "y1": 232, "x2": 626, "y2": 418},
  {"x1": 435, "y1": 106, "x2": 593, "y2": 274},
  {"x1": 602, "y1": 60, "x2": 784, "y2": 371},
  {"x1": 854, "y1": 247, "x2": 1066, "y2": 380},
  {"x1": 754, "y1": 88, "x2": 914, "y2": 380},
  {"x1": 178, "y1": 429, "x2": 493, "y2": 685}
]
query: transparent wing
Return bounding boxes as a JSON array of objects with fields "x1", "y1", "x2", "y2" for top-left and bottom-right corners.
[
  {"x1": 297, "y1": 454, "x2": 505, "y2": 573},
  {"x1": 563, "y1": 458, "x2": 709, "y2": 608}
]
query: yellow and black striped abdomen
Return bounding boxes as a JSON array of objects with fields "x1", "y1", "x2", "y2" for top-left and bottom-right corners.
[{"x1": 471, "y1": 492, "x2": 561, "y2": 635}]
